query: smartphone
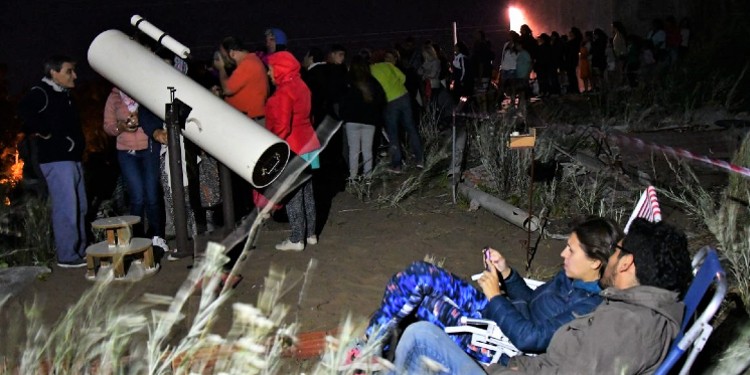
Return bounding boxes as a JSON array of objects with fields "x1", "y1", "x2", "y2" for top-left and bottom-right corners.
[{"x1": 483, "y1": 246, "x2": 507, "y2": 291}]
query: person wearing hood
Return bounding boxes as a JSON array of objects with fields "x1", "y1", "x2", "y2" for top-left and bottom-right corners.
[
  {"x1": 265, "y1": 51, "x2": 321, "y2": 252},
  {"x1": 391, "y1": 218, "x2": 693, "y2": 375}
]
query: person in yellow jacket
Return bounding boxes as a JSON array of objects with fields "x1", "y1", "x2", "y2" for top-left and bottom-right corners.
[{"x1": 370, "y1": 50, "x2": 423, "y2": 173}]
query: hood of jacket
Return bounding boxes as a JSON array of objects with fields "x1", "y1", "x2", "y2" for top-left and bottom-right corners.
[
  {"x1": 268, "y1": 51, "x2": 301, "y2": 85},
  {"x1": 600, "y1": 285, "x2": 683, "y2": 326}
]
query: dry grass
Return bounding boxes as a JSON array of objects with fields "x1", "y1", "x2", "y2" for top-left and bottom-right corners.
[
  {"x1": 658, "y1": 133, "x2": 750, "y2": 315},
  {"x1": 0, "y1": 195, "x2": 55, "y2": 267}
]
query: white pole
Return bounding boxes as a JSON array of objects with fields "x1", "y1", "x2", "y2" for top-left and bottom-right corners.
[{"x1": 452, "y1": 21, "x2": 458, "y2": 46}]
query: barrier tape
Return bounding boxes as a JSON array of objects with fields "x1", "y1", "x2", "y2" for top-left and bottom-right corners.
[
  {"x1": 554, "y1": 123, "x2": 750, "y2": 179},
  {"x1": 451, "y1": 108, "x2": 750, "y2": 179}
]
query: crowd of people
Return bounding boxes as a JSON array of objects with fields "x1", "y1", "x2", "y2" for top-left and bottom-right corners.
[
  {"x1": 16, "y1": 17, "x2": 694, "y2": 262},
  {"x1": 14, "y1": 17, "x2": 703, "y2": 374},
  {"x1": 492, "y1": 17, "x2": 691, "y2": 115}
]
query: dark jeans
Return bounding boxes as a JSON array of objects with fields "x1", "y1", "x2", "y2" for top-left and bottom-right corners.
[
  {"x1": 285, "y1": 179, "x2": 316, "y2": 243},
  {"x1": 384, "y1": 94, "x2": 423, "y2": 168},
  {"x1": 118, "y1": 147, "x2": 163, "y2": 237}
]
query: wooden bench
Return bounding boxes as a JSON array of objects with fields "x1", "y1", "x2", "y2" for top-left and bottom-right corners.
[{"x1": 85, "y1": 216, "x2": 157, "y2": 281}]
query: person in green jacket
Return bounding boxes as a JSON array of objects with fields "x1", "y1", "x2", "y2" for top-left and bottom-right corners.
[{"x1": 370, "y1": 50, "x2": 423, "y2": 173}]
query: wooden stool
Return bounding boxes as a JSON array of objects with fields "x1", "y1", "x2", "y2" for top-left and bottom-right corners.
[
  {"x1": 85, "y1": 238, "x2": 157, "y2": 281},
  {"x1": 91, "y1": 215, "x2": 141, "y2": 247},
  {"x1": 85, "y1": 216, "x2": 157, "y2": 281}
]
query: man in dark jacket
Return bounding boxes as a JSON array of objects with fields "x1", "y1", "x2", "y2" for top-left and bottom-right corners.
[
  {"x1": 18, "y1": 55, "x2": 88, "y2": 268},
  {"x1": 391, "y1": 218, "x2": 693, "y2": 375}
]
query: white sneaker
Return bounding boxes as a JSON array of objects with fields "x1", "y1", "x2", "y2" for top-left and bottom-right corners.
[
  {"x1": 275, "y1": 239, "x2": 304, "y2": 251},
  {"x1": 152, "y1": 236, "x2": 169, "y2": 253},
  {"x1": 307, "y1": 235, "x2": 318, "y2": 245}
]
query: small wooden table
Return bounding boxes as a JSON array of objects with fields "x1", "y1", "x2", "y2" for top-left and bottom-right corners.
[
  {"x1": 91, "y1": 215, "x2": 141, "y2": 247},
  {"x1": 85, "y1": 216, "x2": 157, "y2": 281}
]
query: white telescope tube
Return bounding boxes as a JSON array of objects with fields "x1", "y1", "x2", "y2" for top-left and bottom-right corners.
[
  {"x1": 88, "y1": 29, "x2": 289, "y2": 188},
  {"x1": 130, "y1": 15, "x2": 191, "y2": 59}
]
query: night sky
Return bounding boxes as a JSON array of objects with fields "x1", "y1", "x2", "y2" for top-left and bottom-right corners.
[{"x1": 1, "y1": 0, "x2": 509, "y2": 94}]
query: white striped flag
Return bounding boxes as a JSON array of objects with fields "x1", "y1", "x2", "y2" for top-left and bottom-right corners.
[{"x1": 624, "y1": 185, "x2": 662, "y2": 233}]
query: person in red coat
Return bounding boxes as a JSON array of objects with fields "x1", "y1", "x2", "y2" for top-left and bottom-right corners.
[{"x1": 266, "y1": 51, "x2": 322, "y2": 251}]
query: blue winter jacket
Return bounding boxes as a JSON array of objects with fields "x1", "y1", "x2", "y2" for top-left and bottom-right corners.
[{"x1": 481, "y1": 269, "x2": 603, "y2": 353}]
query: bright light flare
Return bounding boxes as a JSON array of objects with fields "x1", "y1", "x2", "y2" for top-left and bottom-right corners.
[
  {"x1": 508, "y1": 6, "x2": 526, "y2": 33},
  {"x1": 0, "y1": 149, "x2": 24, "y2": 191}
]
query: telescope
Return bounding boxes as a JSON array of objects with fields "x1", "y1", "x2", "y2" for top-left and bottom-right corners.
[{"x1": 87, "y1": 23, "x2": 289, "y2": 188}]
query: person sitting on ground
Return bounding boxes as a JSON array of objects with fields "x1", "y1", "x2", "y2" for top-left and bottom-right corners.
[
  {"x1": 356, "y1": 216, "x2": 622, "y2": 365},
  {"x1": 392, "y1": 218, "x2": 693, "y2": 374}
]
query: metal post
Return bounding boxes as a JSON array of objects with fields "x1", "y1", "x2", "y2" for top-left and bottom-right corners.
[
  {"x1": 525, "y1": 148, "x2": 536, "y2": 271},
  {"x1": 451, "y1": 110, "x2": 457, "y2": 204},
  {"x1": 165, "y1": 87, "x2": 190, "y2": 258}
]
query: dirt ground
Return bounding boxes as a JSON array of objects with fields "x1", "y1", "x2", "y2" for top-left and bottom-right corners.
[
  {"x1": 4, "y1": 121, "x2": 748, "y2": 373},
  {"x1": 4, "y1": 176, "x2": 567, "y2": 371}
]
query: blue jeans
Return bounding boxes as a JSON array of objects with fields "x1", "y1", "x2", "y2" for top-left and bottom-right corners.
[
  {"x1": 118, "y1": 147, "x2": 163, "y2": 237},
  {"x1": 40, "y1": 161, "x2": 88, "y2": 262},
  {"x1": 384, "y1": 94, "x2": 423, "y2": 168},
  {"x1": 391, "y1": 321, "x2": 487, "y2": 374}
]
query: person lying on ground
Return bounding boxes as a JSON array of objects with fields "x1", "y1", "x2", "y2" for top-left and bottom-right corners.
[{"x1": 391, "y1": 218, "x2": 692, "y2": 374}]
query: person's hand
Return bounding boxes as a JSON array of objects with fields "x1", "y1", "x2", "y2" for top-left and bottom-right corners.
[
  {"x1": 485, "y1": 248, "x2": 511, "y2": 279},
  {"x1": 153, "y1": 129, "x2": 168, "y2": 144},
  {"x1": 117, "y1": 118, "x2": 138, "y2": 133},
  {"x1": 210, "y1": 85, "x2": 223, "y2": 97},
  {"x1": 213, "y1": 54, "x2": 225, "y2": 71},
  {"x1": 302, "y1": 53, "x2": 313, "y2": 69},
  {"x1": 477, "y1": 268, "x2": 502, "y2": 300}
]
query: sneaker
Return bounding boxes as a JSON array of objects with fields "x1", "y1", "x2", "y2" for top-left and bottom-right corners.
[
  {"x1": 307, "y1": 235, "x2": 318, "y2": 245},
  {"x1": 57, "y1": 259, "x2": 87, "y2": 268},
  {"x1": 415, "y1": 163, "x2": 425, "y2": 170},
  {"x1": 153, "y1": 236, "x2": 184, "y2": 261},
  {"x1": 152, "y1": 236, "x2": 169, "y2": 254},
  {"x1": 167, "y1": 250, "x2": 189, "y2": 261},
  {"x1": 338, "y1": 342, "x2": 390, "y2": 373},
  {"x1": 387, "y1": 166, "x2": 403, "y2": 174},
  {"x1": 275, "y1": 239, "x2": 304, "y2": 251}
]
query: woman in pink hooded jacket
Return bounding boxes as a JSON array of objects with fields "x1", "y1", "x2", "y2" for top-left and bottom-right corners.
[{"x1": 266, "y1": 51, "x2": 321, "y2": 251}]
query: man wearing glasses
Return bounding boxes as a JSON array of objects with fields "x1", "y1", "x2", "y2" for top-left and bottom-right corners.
[{"x1": 391, "y1": 218, "x2": 693, "y2": 374}]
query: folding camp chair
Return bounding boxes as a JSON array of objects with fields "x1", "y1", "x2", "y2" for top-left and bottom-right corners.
[
  {"x1": 654, "y1": 246, "x2": 727, "y2": 375},
  {"x1": 444, "y1": 278, "x2": 544, "y2": 364}
]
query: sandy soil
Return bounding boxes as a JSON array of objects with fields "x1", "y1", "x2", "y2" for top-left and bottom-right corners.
[
  {"x1": 4, "y1": 124, "x2": 745, "y2": 372},
  {"x1": 4, "y1": 179, "x2": 566, "y2": 371}
]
